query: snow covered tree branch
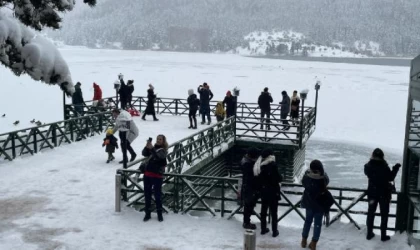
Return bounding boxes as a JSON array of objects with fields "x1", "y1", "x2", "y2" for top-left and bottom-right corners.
[{"x1": 0, "y1": 0, "x2": 97, "y2": 96}]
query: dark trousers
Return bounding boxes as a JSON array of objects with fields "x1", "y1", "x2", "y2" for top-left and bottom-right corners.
[
  {"x1": 243, "y1": 194, "x2": 258, "y2": 224},
  {"x1": 281, "y1": 113, "x2": 290, "y2": 129},
  {"x1": 144, "y1": 176, "x2": 163, "y2": 213},
  {"x1": 200, "y1": 105, "x2": 211, "y2": 123},
  {"x1": 260, "y1": 198, "x2": 278, "y2": 232},
  {"x1": 366, "y1": 197, "x2": 390, "y2": 236},
  {"x1": 107, "y1": 152, "x2": 113, "y2": 159},
  {"x1": 119, "y1": 131, "x2": 136, "y2": 164},
  {"x1": 260, "y1": 110, "x2": 270, "y2": 129},
  {"x1": 74, "y1": 104, "x2": 84, "y2": 116},
  {"x1": 189, "y1": 109, "x2": 197, "y2": 127},
  {"x1": 120, "y1": 100, "x2": 127, "y2": 110}
]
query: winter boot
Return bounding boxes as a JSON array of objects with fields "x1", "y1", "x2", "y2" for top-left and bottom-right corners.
[
  {"x1": 301, "y1": 238, "x2": 307, "y2": 248},
  {"x1": 201, "y1": 121, "x2": 205, "y2": 125},
  {"x1": 381, "y1": 235, "x2": 391, "y2": 242},
  {"x1": 243, "y1": 223, "x2": 257, "y2": 230},
  {"x1": 272, "y1": 230, "x2": 279, "y2": 237},
  {"x1": 106, "y1": 159, "x2": 110, "y2": 163},
  {"x1": 366, "y1": 232, "x2": 375, "y2": 240},
  {"x1": 308, "y1": 240, "x2": 317, "y2": 250},
  {"x1": 130, "y1": 153, "x2": 137, "y2": 162},
  {"x1": 188, "y1": 125, "x2": 193, "y2": 129},
  {"x1": 261, "y1": 228, "x2": 270, "y2": 235},
  {"x1": 207, "y1": 121, "x2": 211, "y2": 125},
  {"x1": 157, "y1": 211, "x2": 163, "y2": 222},
  {"x1": 143, "y1": 212, "x2": 151, "y2": 222}
]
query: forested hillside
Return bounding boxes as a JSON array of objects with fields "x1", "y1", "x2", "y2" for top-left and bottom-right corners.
[{"x1": 52, "y1": 0, "x2": 420, "y2": 56}]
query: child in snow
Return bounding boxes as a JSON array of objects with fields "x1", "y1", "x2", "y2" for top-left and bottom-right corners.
[
  {"x1": 102, "y1": 129, "x2": 118, "y2": 163},
  {"x1": 215, "y1": 102, "x2": 226, "y2": 122}
]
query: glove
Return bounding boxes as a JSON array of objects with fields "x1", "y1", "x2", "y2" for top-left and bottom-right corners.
[
  {"x1": 102, "y1": 144, "x2": 105, "y2": 147},
  {"x1": 393, "y1": 163, "x2": 401, "y2": 169}
]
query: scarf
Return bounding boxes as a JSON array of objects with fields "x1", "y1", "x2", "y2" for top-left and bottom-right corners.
[{"x1": 253, "y1": 155, "x2": 276, "y2": 176}]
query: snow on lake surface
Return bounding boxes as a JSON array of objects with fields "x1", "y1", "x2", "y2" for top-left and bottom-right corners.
[{"x1": 0, "y1": 48, "x2": 412, "y2": 249}]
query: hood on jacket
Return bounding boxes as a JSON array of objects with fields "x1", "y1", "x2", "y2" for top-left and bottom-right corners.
[{"x1": 93, "y1": 82, "x2": 100, "y2": 89}]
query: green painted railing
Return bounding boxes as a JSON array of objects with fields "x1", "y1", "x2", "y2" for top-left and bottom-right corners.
[
  {"x1": 0, "y1": 111, "x2": 114, "y2": 161},
  {"x1": 115, "y1": 170, "x2": 399, "y2": 233}
]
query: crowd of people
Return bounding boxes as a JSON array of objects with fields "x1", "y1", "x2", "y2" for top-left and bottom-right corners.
[
  {"x1": 240, "y1": 147, "x2": 401, "y2": 249},
  {"x1": 71, "y1": 78, "x2": 401, "y2": 245}
]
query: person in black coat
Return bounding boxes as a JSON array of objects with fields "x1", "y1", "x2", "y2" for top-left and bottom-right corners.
[
  {"x1": 241, "y1": 147, "x2": 260, "y2": 230},
  {"x1": 300, "y1": 160, "x2": 329, "y2": 249},
  {"x1": 197, "y1": 82, "x2": 214, "y2": 125},
  {"x1": 364, "y1": 148, "x2": 401, "y2": 241},
  {"x1": 142, "y1": 84, "x2": 159, "y2": 121},
  {"x1": 187, "y1": 89, "x2": 200, "y2": 129},
  {"x1": 127, "y1": 80, "x2": 134, "y2": 108},
  {"x1": 290, "y1": 90, "x2": 300, "y2": 125},
  {"x1": 279, "y1": 90, "x2": 291, "y2": 130},
  {"x1": 223, "y1": 91, "x2": 236, "y2": 118},
  {"x1": 142, "y1": 134, "x2": 169, "y2": 222},
  {"x1": 72, "y1": 82, "x2": 85, "y2": 116},
  {"x1": 118, "y1": 76, "x2": 130, "y2": 110},
  {"x1": 258, "y1": 87, "x2": 273, "y2": 130},
  {"x1": 253, "y1": 148, "x2": 282, "y2": 237}
]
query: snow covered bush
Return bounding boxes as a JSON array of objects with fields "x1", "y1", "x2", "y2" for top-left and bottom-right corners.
[{"x1": 0, "y1": 0, "x2": 97, "y2": 96}]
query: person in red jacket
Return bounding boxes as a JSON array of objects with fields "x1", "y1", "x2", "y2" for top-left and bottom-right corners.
[{"x1": 93, "y1": 82, "x2": 102, "y2": 106}]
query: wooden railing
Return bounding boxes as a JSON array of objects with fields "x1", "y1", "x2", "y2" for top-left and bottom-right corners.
[
  {"x1": 0, "y1": 111, "x2": 114, "y2": 161},
  {"x1": 65, "y1": 96, "x2": 316, "y2": 147},
  {"x1": 115, "y1": 170, "x2": 399, "y2": 233}
]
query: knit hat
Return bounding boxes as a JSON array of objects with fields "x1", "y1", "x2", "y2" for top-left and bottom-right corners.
[
  {"x1": 310, "y1": 159, "x2": 324, "y2": 174},
  {"x1": 282, "y1": 90, "x2": 287, "y2": 95},
  {"x1": 247, "y1": 147, "x2": 259, "y2": 159},
  {"x1": 188, "y1": 89, "x2": 194, "y2": 95},
  {"x1": 261, "y1": 148, "x2": 273, "y2": 158},
  {"x1": 76, "y1": 82, "x2": 81, "y2": 86},
  {"x1": 106, "y1": 129, "x2": 113, "y2": 135}
]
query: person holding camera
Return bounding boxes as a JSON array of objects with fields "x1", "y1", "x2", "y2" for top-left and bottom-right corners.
[
  {"x1": 142, "y1": 134, "x2": 169, "y2": 222},
  {"x1": 197, "y1": 82, "x2": 214, "y2": 125},
  {"x1": 364, "y1": 148, "x2": 401, "y2": 242},
  {"x1": 118, "y1": 74, "x2": 130, "y2": 109}
]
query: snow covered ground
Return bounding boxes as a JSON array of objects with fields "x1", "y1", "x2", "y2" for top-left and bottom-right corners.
[{"x1": 0, "y1": 47, "x2": 412, "y2": 249}]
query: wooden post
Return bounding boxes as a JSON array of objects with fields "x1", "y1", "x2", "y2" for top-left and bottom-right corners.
[{"x1": 115, "y1": 174, "x2": 121, "y2": 212}]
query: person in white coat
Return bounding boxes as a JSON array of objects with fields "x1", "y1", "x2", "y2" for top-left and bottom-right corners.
[{"x1": 112, "y1": 108, "x2": 139, "y2": 165}]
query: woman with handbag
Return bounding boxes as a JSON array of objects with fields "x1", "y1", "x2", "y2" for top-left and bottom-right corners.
[
  {"x1": 141, "y1": 134, "x2": 168, "y2": 222},
  {"x1": 364, "y1": 148, "x2": 401, "y2": 241},
  {"x1": 300, "y1": 160, "x2": 329, "y2": 250}
]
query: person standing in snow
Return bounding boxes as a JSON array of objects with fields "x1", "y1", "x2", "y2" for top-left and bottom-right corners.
[
  {"x1": 300, "y1": 160, "x2": 329, "y2": 250},
  {"x1": 279, "y1": 90, "x2": 291, "y2": 130},
  {"x1": 127, "y1": 80, "x2": 134, "y2": 108},
  {"x1": 142, "y1": 84, "x2": 159, "y2": 121},
  {"x1": 241, "y1": 147, "x2": 260, "y2": 230},
  {"x1": 197, "y1": 82, "x2": 214, "y2": 125},
  {"x1": 187, "y1": 89, "x2": 200, "y2": 129},
  {"x1": 215, "y1": 102, "x2": 226, "y2": 122},
  {"x1": 258, "y1": 87, "x2": 273, "y2": 130},
  {"x1": 102, "y1": 129, "x2": 118, "y2": 163},
  {"x1": 254, "y1": 148, "x2": 282, "y2": 237},
  {"x1": 142, "y1": 134, "x2": 168, "y2": 222},
  {"x1": 118, "y1": 75, "x2": 129, "y2": 110},
  {"x1": 92, "y1": 82, "x2": 102, "y2": 106},
  {"x1": 72, "y1": 82, "x2": 85, "y2": 116},
  {"x1": 364, "y1": 148, "x2": 401, "y2": 242},
  {"x1": 290, "y1": 90, "x2": 300, "y2": 125},
  {"x1": 112, "y1": 108, "x2": 138, "y2": 165},
  {"x1": 223, "y1": 90, "x2": 236, "y2": 118}
]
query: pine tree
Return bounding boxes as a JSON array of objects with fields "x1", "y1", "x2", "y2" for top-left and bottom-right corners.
[{"x1": 0, "y1": 0, "x2": 97, "y2": 96}]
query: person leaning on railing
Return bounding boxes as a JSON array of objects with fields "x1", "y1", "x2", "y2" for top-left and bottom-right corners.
[
  {"x1": 142, "y1": 134, "x2": 169, "y2": 222},
  {"x1": 364, "y1": 148, "x2": 401, "y2": 242},
  {"x1": 300, "y1": 160, "x2": 330, "y2": 250}
]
